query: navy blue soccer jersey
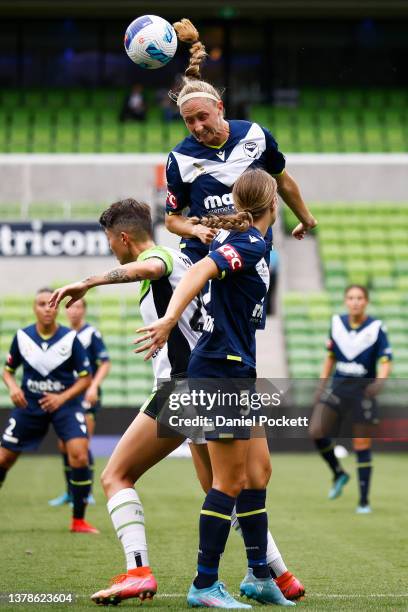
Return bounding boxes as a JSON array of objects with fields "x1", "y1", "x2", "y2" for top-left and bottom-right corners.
[
  {"x1": 5, "y1": 324, "x2": 91, "y2": 413},
  {"x1": 327, "y1": 314, "x2": 392, "y2": 380},
  {"x1": 76, "y1": 323, "x2": 110, "y2": 377},
  {"x1": 165, "y1": 120, "x2": 285, "y2": 261},
  {"x1": 192, "y1": 227, "x2": 270, "y2": 369}
]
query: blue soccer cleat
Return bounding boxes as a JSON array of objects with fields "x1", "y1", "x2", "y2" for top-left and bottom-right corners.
[
  {"x1": 187, "y1": 581, "x2": 251, "y2": 608},
  {"x1": 48, "y1": 492, "x2": 72, "y2": 506},
  {"x1": 356, "y1": 504, "x2": 372, "y2": 514},
  {"x1": 240, "y1": 569, "x2": 295, "y2": 606},
  {"x1": 328, "y1": 472, "x2": 350, "y2": 500}
]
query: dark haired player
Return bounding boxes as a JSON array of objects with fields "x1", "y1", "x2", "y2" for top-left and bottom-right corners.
[
  {"x1": 0, "y1": 288, "x2": 99, "y2": 533},
  {"x1": 310, "y1": 285, "x2": 392, "y2": 513},
  {"x1": 48, "y1": 298, "x2": 110, "y2": 507}
]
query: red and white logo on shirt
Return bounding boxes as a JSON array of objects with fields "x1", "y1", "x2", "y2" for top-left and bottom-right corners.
[
  {"x1": 217, "y1": 244, "x2": 243, "y2": 270},
  {"x1": 166, "y1": 189, "x2": 178, "y2": 210}
]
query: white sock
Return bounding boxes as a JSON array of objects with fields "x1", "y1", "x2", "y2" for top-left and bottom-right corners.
[
  {"x1": 266, "y1": 531, "x2": 288, "y2": 577},
  {"x1": 107, "y1": 487, "x2": 149, "y2": 570},
  {"x1": 231, "y1": 505, "x2": 287, "y2": 577}
]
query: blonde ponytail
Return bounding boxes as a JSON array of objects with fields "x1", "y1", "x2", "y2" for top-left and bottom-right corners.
[
  {"x1": 191, "y1": 212, "x2": 253, "y2": 232},
  {"x1": 173, "y1": 18, "x2": 206, "y2": 80}
]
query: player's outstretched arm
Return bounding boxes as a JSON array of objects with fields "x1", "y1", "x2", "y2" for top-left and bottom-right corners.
[
  {"x1": 275, "y1": 171, "x2": 317, "y2": 240},
  {"x1": 49, "y1": 259, "x2": 166, "y2": 308},
  {"x1": 3, "y1": 369, "x2": 28, "y2": 408},
  {"x1": 134, "y1": 256, "x2": 218, "y2": 360},
  {"x1": 165, "y1": 213, "x2": 218, "y2": 244}
]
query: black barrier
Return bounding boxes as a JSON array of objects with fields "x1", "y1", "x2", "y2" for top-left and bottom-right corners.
[{"x1": 153, "y1": 377, "x2": 408, "y2": 441}]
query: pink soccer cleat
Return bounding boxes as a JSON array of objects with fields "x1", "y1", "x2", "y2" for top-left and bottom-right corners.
[
  {"x1": 70, "y1": 518, "x2": 100, "y2": 534},
  {"x1": 91, "y1": 567, "x2": 157, "y2": 605},
  {"x1": 275, "y1": 571, "x2": 305, "y2": 600}
]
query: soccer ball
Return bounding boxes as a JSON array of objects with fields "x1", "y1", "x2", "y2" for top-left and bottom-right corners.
[{"x1": 124, "y1": 15, "x2": 177, "y2": 69}]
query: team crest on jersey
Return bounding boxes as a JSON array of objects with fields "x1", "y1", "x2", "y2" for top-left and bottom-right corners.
[
  {"x1": 58, "y1": 343, "x2": 70, "y2": 356},
  {"x1": 243, "y1": 141, "x2": 259, "y2": 158},
  {"x1": 193, "y1": 162, "x2": 206, "y2": 178},
  {"x1": 41, "y1": 342, "x2": 48, "y2": 351}
]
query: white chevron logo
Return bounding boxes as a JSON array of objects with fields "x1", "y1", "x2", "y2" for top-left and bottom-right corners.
[
  {"x1": 173, "y1": 123, "x2": 266, "y2": 186},
  {"x1": 331, "y1": 315, "x2": 382, "y2": 361},
  {"x1": 17, "y1": 329, "x2": 76, "y2": 377}
]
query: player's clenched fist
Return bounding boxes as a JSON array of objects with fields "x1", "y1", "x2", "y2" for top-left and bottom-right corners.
[{"x1": 39, "y1": 392, "x2": 64, "y2": 413}]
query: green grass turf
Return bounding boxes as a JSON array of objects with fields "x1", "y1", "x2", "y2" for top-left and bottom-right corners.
[{"x1": 0, "y1": 453, "x2": 407, "y2": 610}]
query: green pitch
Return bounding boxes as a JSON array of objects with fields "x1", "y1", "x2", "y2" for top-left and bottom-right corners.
[{"x1": 0, "y1": 452, "x2": 407, "y2": 611}]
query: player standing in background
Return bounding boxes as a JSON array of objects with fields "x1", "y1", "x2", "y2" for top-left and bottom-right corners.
[
  {"x1": 309, "y1": 285, "x2": 392, "y2": 513},
  {"x1": 135, "y1": 169, "x2": 295, "y2": 608},
  {"x1": 0, "y1": 288, "x2": 99, "y2": 534},
  {"x1": 48, "y1": 299, "x2": 111, "y2": 507}
]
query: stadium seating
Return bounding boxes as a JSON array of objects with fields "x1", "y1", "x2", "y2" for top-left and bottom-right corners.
[
  {"x1": 283, "y1": 203, "x2": 408, "y2": 381},
  {"x1": 0, "y1": 87, "x2": 407, "y2": 153},
  {"x1": 0, "y1": 292, "x2": 153, "y2": 408}
]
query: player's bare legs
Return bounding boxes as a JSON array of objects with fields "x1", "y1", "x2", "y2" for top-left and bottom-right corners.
[
  {"x1": 190, "y1": 437, "x2": 305, "y2": 600},
  {"x1": 0, "y1": 447, "x2": 20, "y2": 490},
  {"x1": 310, "y1": 401, "x2": 350, "y2": 501},
  {"x1": 91, "y1": 412, "x2": 184, "y2": 605}
]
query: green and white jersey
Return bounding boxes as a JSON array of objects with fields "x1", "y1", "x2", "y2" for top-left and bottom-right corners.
[{"x1": 137, "y1": 246, "x2": 204, "y2": 383}]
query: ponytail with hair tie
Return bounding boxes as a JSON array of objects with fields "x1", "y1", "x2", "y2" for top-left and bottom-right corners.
[{"x1": 191, "y1": 212, "x2": 253, "y2": 232}]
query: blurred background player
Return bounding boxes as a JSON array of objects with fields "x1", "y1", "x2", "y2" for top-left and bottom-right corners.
[
  {"x1": 48, "y1": 298, "x2": 110, "y2": 507},
  {"x1": 309, "y1": 285, "x2": 393, "y2": 513},
  {"x1": 0, "y1": 288, "x2": 99, "y2": 534}
]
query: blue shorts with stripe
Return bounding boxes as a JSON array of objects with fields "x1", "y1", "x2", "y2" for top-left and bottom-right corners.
[
  {"x1": 1, "y1": 402, "x2": 88, "y2": 453},
  {"x1": 188, "y1": 354, "x2": 257, "y2": 440},
  {"x1": 322, "y1": 391, "x2": 379, "y2": 425}
]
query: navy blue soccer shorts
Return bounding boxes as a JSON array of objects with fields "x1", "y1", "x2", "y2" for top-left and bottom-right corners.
[
  {"x1": 1, "y1": 402, "x2": 88, "y2": 453},
  {"x1": 187, "y1": 353, "x2": 257, "y2": 441},
  {"x1": 81, "y1": 399, "x2": 102, "y2": 418},
  {"x1": 321, "y1": 392, "x2": 379, "y2": 426}
]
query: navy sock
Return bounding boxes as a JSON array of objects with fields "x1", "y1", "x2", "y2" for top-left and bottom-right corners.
[
  {"x1": 236, "y1": 489, "x2": 269, "y2": 579},
  {"x1": 194, "y1": 488, "x2": 236, "y2": 590},
  {"x1": 88, "y1": 450, "x2": 94, "y2": 494},
  {"x1": 70, "y1": 466, "x2": 92, "y2": 519},
  {"x1": 315, "y1": 438, "x2": 344, "y2": 478},
  {"x1": 356, "y1": 449, "x2": 372, "y2": 506},
  {"x1": 0, "y1": 466, "x2": 7, "y2": 489},
  {"x1": 62, "y1": 453, "x2": 71, "y2": 496}
]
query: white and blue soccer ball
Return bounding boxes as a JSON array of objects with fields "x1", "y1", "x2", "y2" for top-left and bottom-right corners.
[{"x1": 124, "y1": 15, "x2": 177, "y2": 69}]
